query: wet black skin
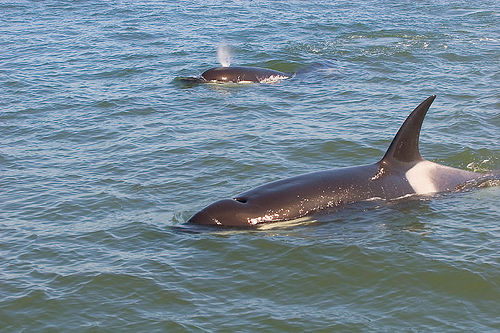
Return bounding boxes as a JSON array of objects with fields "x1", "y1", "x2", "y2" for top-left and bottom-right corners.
[
  {"x1": 200, "y1": 66, "x2": 289, "y2": 83},
  {"x1": 187, "y1": 96, "x2": 484, "y2": 227},
  {"x1": 189, "y1": 162, "x2": 413, "y2": 227}
]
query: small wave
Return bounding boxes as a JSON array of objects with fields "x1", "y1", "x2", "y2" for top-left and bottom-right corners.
[
  {"x1": 108, "y1": 31, "x2": 157, "y2": 41},
  {"x1": 466, "y1": 158, "x2": 498, "y2": 173},
  {"x1": 90, "y1": 67, "x2": 146, "y2": 79},
  {"x1": 111, "y1": 107, "x2": 157, "y2": 116}
]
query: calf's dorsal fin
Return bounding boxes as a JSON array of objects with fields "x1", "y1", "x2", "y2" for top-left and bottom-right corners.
[{"x1": 381, "y1": 95, "x2": 436, "y2": 163}]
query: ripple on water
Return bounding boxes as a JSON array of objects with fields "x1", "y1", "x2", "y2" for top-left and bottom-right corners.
[{"x1": 1, "y1": 0, "x2": 499, "y2": 331}]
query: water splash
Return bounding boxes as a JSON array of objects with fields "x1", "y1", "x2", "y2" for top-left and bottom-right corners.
[{"x1": 217, "y1": 43, "x2": 232, "y2": 67}]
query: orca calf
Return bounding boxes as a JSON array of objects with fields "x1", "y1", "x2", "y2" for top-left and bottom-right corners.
[
  {"x1": 188, "y1": 95, "x2": 494, "y2": 227},
  {"x1": 181, "y1": 66, "x2": 290, "y2": 84}
]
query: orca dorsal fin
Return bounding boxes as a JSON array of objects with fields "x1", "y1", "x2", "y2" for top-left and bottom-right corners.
[{"x1": 381, "y1": 95, "x2": 436, "y2": 163}]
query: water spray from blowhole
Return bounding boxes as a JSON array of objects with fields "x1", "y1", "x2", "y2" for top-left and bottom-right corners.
[{"x1": 217, "y1": 43, "x2": 232, "y2": 67}]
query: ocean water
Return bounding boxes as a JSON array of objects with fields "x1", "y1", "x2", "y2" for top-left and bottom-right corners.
[{"x1": 1, "y1": 0, "x2": 499, "y2": 331}]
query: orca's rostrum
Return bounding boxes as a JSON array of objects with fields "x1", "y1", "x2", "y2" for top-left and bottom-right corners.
[{"x1": 188, "y1": 96, "x2": 495, "y2": 227}]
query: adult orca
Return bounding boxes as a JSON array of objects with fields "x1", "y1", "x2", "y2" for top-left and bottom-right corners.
[
  {"x1": 188, "y1": 95, "x2": 494, "y2": 227},
  {"x1": 181, "y1": 66, "x2": 290, "y2": 84}
]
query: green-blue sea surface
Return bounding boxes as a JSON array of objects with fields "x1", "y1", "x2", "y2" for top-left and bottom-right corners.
[{"x1": 1, "y1": 0, "x2": 499, "y2": 331}]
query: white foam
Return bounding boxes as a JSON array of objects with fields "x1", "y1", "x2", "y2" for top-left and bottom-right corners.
[
  {"x1": 259, "y1": 75, "x2": 289, "y2": 84},
  {"x1": 405, "y1": 161, "x2": 438, "y2": 194}
]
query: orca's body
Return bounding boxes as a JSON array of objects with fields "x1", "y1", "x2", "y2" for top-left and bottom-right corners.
[
  {"x1": 188, "y1": 96, "x2": 493, "y2": 227},
  {"x1": 180, "y1": 66, "x2": 290, "y2": 84},
  {"x1": 200, "y1": 66, "x2": 289, "y2": 83}
]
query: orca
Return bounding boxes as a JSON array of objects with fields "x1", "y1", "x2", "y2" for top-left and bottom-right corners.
[
  {"x1": 181, "y1": 66, "x2": 290, "y2": 84},
  {"x1": 187, "y1": 95, "x2": 495, "y2": 227}
]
